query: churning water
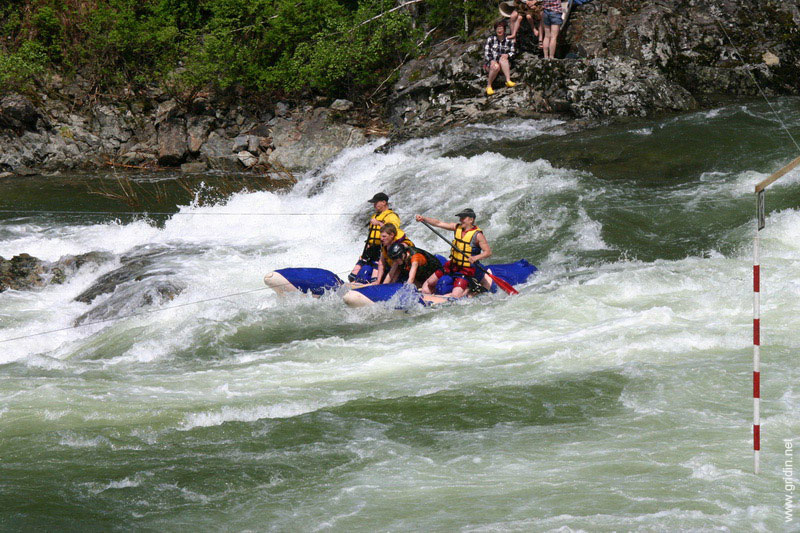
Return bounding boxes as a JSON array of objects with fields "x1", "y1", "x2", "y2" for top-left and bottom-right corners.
[{"x1": 1, "y1": 99, "x2": 799, "y2": 531}]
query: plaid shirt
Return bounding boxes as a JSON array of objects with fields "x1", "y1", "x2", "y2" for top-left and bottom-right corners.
[
  {"x1": 542, "y1": 0, "x2": 563, "y2": 12},
  {"x1": 484, "y1": 35, "x2": 516, "y2": 63}
]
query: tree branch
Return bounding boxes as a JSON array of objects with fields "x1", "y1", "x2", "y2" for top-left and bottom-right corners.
[{"x1": 352, "y1": 0, "x2": 425, "y2": 31}]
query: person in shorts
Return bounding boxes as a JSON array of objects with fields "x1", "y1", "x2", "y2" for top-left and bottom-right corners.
[{"x1": 540, "y1": 0, "x2": 563, "y2": 59}]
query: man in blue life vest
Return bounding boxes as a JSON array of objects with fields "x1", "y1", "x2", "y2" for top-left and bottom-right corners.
[
  {"x1": 415, "y1": 208, "x2": 493, "y2": 298},
  {"x1": 349, "y1": 192, "x2": 402, "y2": 282}
]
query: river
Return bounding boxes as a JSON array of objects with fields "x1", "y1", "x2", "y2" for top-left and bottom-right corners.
[{"x1": 1, "y1": 98, "x2": 798, "y2": 531}]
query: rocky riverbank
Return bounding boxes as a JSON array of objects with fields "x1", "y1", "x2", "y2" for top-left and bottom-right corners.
[{"x1": 0, "y1": 0, "x2": 797, "y2": 177}]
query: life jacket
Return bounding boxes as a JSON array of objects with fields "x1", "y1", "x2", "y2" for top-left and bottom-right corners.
[
  {"x1": 403, "y1": 246, "x2": 442, "y2": 284},
  {"x1": 382, "y1": 230, "x2": 414, "y2": 268},
  {"x1": 367, "y1": 209, "x2": 401, "y2": 246},
  {"x1": 449, "y1": 225, "x2": 482, "y2": 269}
]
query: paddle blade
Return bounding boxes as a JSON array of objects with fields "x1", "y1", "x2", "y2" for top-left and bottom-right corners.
[{"x1": 486, "y1": 272, "x2": 518, "y2": 295}]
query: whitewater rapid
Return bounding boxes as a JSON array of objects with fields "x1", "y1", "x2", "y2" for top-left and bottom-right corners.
[{"x1": 1, "y1": 105, "x2": 798, "y2": 530}]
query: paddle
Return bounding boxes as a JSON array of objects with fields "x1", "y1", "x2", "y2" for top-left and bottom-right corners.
[{"x1": 419, "y1": 219, "x2": 519, "y2": 295}]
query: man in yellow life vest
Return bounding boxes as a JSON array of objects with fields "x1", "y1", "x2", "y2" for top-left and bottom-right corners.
[
  {"x1": 374, "y1": 223, "x2": 414, "y2": 284},
  {"x1": 415, "y1": 208, "x2": 493, "y2": 298},
  {"x1": 349, "y1": 192, "x2": 402, "y2": 282}
]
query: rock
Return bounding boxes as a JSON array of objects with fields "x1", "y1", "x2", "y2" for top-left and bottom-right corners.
[
  {"x1": 0, "y1": 172, "x2": 13, "y2": 179},
  {"x1": 330, "y1": 99, "x2": 354, "y2": 111},
  {"x1": 763, "y1": 51, "x2": 780, "y2": 67},
  {"x1": 187, "y1": 115, "x2": 215, "y2": 153},
  {"x1": 237, "y1": 150, "x2": 258, "y2": 168},
  {"x1": 0, "y1": 254, "x2": 46, "y2": 292},
  {"x1": 155, "y1": 99, "x2": 180, "y2": 125},
  {"x1": 0, "y1": 251, "x2": 110, "y2": 292},
  {"x1": 181, "y1": 160, "x2": 208, "y2": 173},
  {"x1": 0, "y1": 94, "x2": 47, "y2": 132},
  {"x1": 13, "y1": 165, "x2": 38, "y2": 176},
  {"x1": 119, "y1": 152, "x2": 156, "y2": 166},
  {"x1": 72, "y1": 246, "x2": 186, "y2": 324},
  {"x1": 199, "y1": 131, "x2": 241, "y2": 171},
  {"x1": 275, "y1": 102, "x2": 290, "y2": 117},
  {"x1": 75, "y1": 278, "x2": 185, "y2": 325},
  {"x1": 247, "y1": 135, "x2": 260, "y2": 153},
  {"x1": 269, "y1": 108, "x2": 368, "y2": 171},
  {"x1": 232, "y1": 134, "x2": 251, "y2": 152},
  {"x1": 49, "y1": 252, "x2": 114, "y2": 285},
  {"x1": 229, "y1": 133, "x2": 260, "y2": 153},
  {"x1": 92, "y1": 105, "x2": 132, "y2": 144},
  {"x1": 157, "y1": 118, "x2": 188, "y2": 166}
]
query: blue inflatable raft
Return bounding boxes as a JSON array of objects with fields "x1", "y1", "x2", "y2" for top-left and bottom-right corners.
[{"x1": 264, "y1": 260, "x2": 537, "y2": 307}]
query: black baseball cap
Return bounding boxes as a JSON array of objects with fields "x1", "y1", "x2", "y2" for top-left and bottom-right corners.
[
  {"x1": 455, "y1": 208, "x2": 476, "y2": 219},
  {"x1": 368, "y1": 192, "x2": 389, "y2": 203}
]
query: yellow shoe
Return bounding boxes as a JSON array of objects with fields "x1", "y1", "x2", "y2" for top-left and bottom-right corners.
[
  {"x1": 505, "y1": 80, "x2": 517, "y2": 88},
  {"x1": 486, "y1": 86, "x2": 495, "y2": 96}
]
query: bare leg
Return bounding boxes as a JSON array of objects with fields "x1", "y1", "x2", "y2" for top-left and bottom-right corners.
[
  {"x1": 542, "y1": 25, "x2": 553, "y2": 58},
  {"x1": 499, "y1": 56, "x2": 512, "y2": 82},
  {"x1": 486, "y1": 61, "x2": 501, "y2": 94},
  {"x1": 538, "y1": 19, "x2": 545, "y2": 49},
  {"x1": 526, "y1": 14, "x2": 538, "y2": 37},
  {"x1": 548, "y1": 24, "x2": 560, "y2": 58},
  {"x1": 509, "y1": 12, "x2": 521, "y2": 39}
]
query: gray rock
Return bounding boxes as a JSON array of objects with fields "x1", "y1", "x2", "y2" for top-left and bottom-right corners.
[
  {"x1": 14, "y1": 166, "x2": 38, "y2": 176},
  {"x1": 0, "y1": 94, "x2": 47, "y2": 132},
  {"x1": 269, "y1": 109, "x2": 367, "y2": 171},
  {"x1": 187, "y1": 115, "x2": 215, "y2": 153},
  {"x1": 232, "y1": 134, "x2": 251, "y2": 153},
  {"x1": 92, "y1": 105, "x2": 132, "y2": 143},
  {"x1": 0, "y1": 251, "x2": 111, "y2": 292},
  {"x1": 247, "y1": 135, "x2": 261, "y2": 153},
  {"x1": 199, "y1": 131, "x2": 241, "y2": 170},
  {"x1": 237, "y1": 150, "x2": 258, "y2": 168},
  {"x1": 119, "y1": 152, "x2": 156, "y2": 166},
  {"x1": 330, "y1": 99, "x2": 354, "y2": 111},
  {"x1": 157, "y1": 118, "x2": 188, "y2": 166},
  {"x1": 181, "y1": 160, "x2": 208, "y2": 173},
  {"x1": 0, "y1": 254, "x2": 46, "y2": 291},
  {"x1": 275, "y1": 102, "x2": 290, "y2": 117},
  {"x1": 155, "y1": 99, "x2": 180, "y2": 125}
]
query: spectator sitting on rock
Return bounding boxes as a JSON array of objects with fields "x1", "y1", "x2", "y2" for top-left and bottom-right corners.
[
  {"x1": 484, "y1": 20, "x2": 517, "y2": 96},
  {"x1": 508, "y1": 0, "x2": 542, "y2": 43},
  {"x1": 540, "y1": 0, "x2": 563, "y2": 59}
]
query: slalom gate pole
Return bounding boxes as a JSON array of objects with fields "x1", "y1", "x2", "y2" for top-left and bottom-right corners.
[
  {"x1": 751, "y1": 154, "x2": 800, "y2": 474},
  {"x1": 753, "y1": 203, "x2": 761, "y2": 475}
]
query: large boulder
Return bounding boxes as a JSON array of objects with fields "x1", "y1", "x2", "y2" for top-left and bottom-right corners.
[
  {"x1": 0, "y1": 252, "x2": 111, "y2": 292},
  {"x1": 199, "y1": 131, "x2": 242, "y2": 171},
  {"x1": 0, "y1": 94, "x2": 47, "y2": 132},
  {"x1": 157, "y1": 118, "x2": 188, "y2": 166},
  {"x1": 187, "y1": 115, "x2": 215, "y2": 153},
  {"x1": 269, "y1": 108, "x2": 367, "y2": 171}
]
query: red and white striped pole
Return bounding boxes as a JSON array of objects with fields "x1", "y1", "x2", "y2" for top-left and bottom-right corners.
[
  {"x1": 751, "y1": 151, "x2": 800, "y2": 475},
  {"x1": 753, "y1": 195, "x2": 762, "y2": 474}
]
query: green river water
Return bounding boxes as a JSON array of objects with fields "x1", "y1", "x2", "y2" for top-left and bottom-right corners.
[{"x1": 1, "y1": 98, "x2": 798, "y2": 531}]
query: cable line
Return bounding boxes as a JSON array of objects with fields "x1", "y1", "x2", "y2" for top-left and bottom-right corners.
[
  {"x1": 0, "y1": 268, "x2": 354, "y2": 345},
  {"x1": 713, "y1": 16, "x2": 800, "y2": 153}
]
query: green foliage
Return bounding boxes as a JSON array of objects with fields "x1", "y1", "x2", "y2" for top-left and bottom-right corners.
[
  {"x1": 2, "y1": 0, "x2": 496, "y2": 98},
  {"x1": 0, "y1": 41, "x2": 48, "y2": 92}
]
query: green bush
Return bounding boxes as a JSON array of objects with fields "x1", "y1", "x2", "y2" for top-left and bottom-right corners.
[
  {"x1": 0, "y1": 41, "x2": 48, "y2": 92},
  {"x1": 2, "y1": 0, "x2": 498, "y2": 99}
]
